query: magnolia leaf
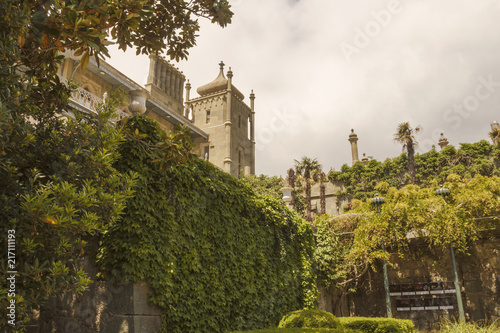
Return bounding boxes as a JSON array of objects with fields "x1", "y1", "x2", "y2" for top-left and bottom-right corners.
[
  {"x1": 80, "y1": 51, "x2": 90, "y2": 69},
  {"x1": 42, "y1": 33, "x2": 49, "y2": 47},
  {"x1": 18, "y1": 34, "x2": 25, "y2": 47}
]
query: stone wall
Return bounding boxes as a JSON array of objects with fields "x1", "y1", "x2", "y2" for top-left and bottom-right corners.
[
  {"x1": 29, "y1": 257, "x2": 162, "y2": 333},
  {"x1": 35, "y1": 282, "x2": 162, "y2": 333},
  {"x1": 318, "y1": 234, "x2": 500, "y2": 330}
]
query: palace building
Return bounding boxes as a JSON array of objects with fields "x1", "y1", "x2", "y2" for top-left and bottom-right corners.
[{"x1": 59, "y1": 52, "x2": 255, "y2": 178}]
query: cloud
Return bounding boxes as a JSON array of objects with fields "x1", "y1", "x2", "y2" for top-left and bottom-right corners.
[{"x1": 108, "y1": 0, "x2": 500, "y2": 176}]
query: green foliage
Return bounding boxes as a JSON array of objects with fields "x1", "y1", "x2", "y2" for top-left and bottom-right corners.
[
  {"x1": 15, "y1": 0, "x2": 232, "y2": 66},
  {"x1": 278, "y1": 309, "x2": 341, "y2": 329},
  {"x1": 0, "y1": 91, "x2": 135, "y2": 328},
  {"x1": 231, "y1": 328, "x2": 361, "y2": 333},
  {"x1": 393, "y1": 122, "x2": 422, "y2": 184},
  {"x1": 294, "y1": 157, "x2": 323, "y2": 221},
  {"x1": 329, "y1": 141, "x2": 500, "y2": 200},
  {"x1": 314, "y1": 214, "x2": 368, "y2": 293},
  {"x1": 314, "y1": 174, "x2": 500, "y2": 298},
  {"x1": 98, "y1": 117, "x2": 318, "y2": 332},
  {"x1": 351, "y1": 175, "x2": 500, "y2": 253},
  {"x1": 240, "y1": 174, "x2": 284, "y2": 201},
  {"x1": 338, "y1": 317, "x2": 415, "y2": 333},
  {"x1": 438, "y1": 320, "x2": 500, "y2": 333},
  {"x1": 1, "y1": 0, "x2": 233, "y2": 329}
]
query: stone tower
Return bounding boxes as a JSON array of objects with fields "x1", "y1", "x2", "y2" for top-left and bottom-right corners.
[
  {"x1": 348, "y1": 129, "x2": 359, "y2": 165},
  {"x1": 187, "y1": 62, "x2": 255, "y2": 177},
  {"x1": 145, "y1": 55, "x2": 185, "y2": 117}
]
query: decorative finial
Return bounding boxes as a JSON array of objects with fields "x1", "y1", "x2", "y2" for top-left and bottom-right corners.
[
  {"x1": 438, "y1": 133, "x2": 449, "y2": 150},
  {"x1": 219, "y1": 61, "x2": 225, "y2": 70},
  {"x1": 351, "y1": 129, "x2": 354, "y2": 133}
]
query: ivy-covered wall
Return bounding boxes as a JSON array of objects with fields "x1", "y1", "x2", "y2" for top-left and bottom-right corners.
[
  {"x1": 97, "y1": 116, "x2": 317, "y2": 332},
  {"x1": 330, "y1": 141, "x2": 500, "y2": 201}
]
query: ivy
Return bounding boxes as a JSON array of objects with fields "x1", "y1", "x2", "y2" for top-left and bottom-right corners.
[
  {"x1": 329, "y1": 141, "x2": 500, "y2": 201},
  {"x1": 97, "y1": 116, "x2": 317, "y2": 332}
]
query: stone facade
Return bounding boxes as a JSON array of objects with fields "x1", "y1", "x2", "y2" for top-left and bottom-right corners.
[
  {"x1": 59, "y1": 53, "x2": 255, "y2": 178},
  {"x1": 187, "y1": 62, "x2": 255, "y2": 177},
  {"x1": 31, "y1": 257, "x2": 162, "y2": 333},
  {"x1": 309, "y1": 181, "x2": 350, "y2": 217}
]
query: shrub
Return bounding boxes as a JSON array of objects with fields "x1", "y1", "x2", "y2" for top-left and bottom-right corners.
[
  {"x1": 232, "y1": 328, "x2": 360, "y2": 333},
  {"x1": 279, "y1": 310, "x2": 341, "y2": 329},
  {"x1": 438, "y1": 320, "x2": 500, "y2": 333},
  {"x1": 338, "y1": 317, "x2": 415, "y2": 333}
]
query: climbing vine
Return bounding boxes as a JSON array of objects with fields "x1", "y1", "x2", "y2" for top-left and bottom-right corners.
[
  {"x1": 97, "y1": 116, "x2": 317, "y2": 332},
  {"x1": 329, "y1": 141, "x2": 500, "y2": 201},
  {"x1": 315, "y1": 174, "x2": 500, "y2": 296}
]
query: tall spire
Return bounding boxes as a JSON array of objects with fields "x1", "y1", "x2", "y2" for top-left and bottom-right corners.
[{"x1": 348, "y1": 129, "x2": 359, "y2": 165}]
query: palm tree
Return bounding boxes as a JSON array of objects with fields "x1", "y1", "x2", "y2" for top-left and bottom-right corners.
[
  {"x1": 294, "y1": 157, "x2": 322, "y2": 222},
  {"x1": 489, "y1": 127, "x2": 500, "y2": 145},
  {"x1": 319, "y1": 171, "x2": 327, "y2": 215},
  {"x1": 394, "y1": 122, "x2": 422, "y2": 184}
]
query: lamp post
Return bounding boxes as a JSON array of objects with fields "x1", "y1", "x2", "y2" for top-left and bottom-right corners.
[
  {"x1": 371, "y1": 194, "x2": 392, "y2": 318},
  {"x1": 280, "y1": 187, "x2": 293, "y2": 209},
  {"x1": 435, "y1": 185, "x2": 465, "y2": 323}
]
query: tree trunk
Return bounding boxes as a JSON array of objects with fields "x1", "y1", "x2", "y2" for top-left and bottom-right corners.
[
  {"x1": 407, "y1": 142, "x2": 416, "y2": 184},
  {"x1": 306, "y1": 181, "x2": 311, "y2": 222},
  {"x1": 287, "y1": 168, "x2": 295, "y2": 208},
  {"x1": 320, "y1": 175, "x2": 326, "y2": 215}
]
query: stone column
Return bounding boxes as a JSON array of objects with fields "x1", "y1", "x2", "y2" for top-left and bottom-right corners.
[
  {"x1": 169, "y1": 69, "x2": 175, "y2": 97},
  {"x1": 174, "y1": 75, "x2": 180, "y2": 102},
  {"x1": 184, "y1": 80, "x2": 191, "y2": 118},
  {"x1": 147, "y1": 55, "x2": 157, "y2": 85},
  {"x1": 224, "y1": 66, "x2": 233, "y2": 175},
  {"x1": 348, "y1": 129, "x2": 359, "y2": 165},
  {"x1": 250, "y1": 90, "x2": 255, "y2": 175},
  {"x1": 165, "y1": 69, "x2": 171, "y2": 95},
  {"x1": 155, "y1": 59, "x2": 162, "y2": 87}
]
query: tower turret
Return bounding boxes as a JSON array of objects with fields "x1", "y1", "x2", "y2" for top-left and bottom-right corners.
[
  {"x1": 348, "y1": 129, "x2": 359, "y2": 165},
  {"x1": 187, "y1": 62, "x2": 255, "y2": 177}
]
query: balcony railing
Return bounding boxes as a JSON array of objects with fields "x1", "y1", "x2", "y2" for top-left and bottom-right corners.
[
  {"x1": 59, "y1": 75, "x2": 128, "y2": 120},
  {"x1": 70, "y1": 86, "x2": 102, "y2": 112}
]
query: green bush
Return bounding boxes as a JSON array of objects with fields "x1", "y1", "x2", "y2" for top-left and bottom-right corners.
[
  {"x1": 338, "y1": 317, "x2": 415, "y2": 333},
  {"x1": 438, "y1": 320, "x2": 500, "y2": 333},
  {"x1": 232, "y1": 328, "x2": 360, "y2": 333},
  {"x1": 279, "y1": 310, "x2": 341, "y2": 329}
]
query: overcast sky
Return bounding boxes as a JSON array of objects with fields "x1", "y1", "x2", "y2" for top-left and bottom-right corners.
[{"x1": 107, "y1": 0, "x2": 500, "y2": 177}]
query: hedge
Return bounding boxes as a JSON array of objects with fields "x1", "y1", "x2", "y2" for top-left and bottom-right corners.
[
  {"x1": 278, "y1": 309, "x2": 341, "y2": 329},
  {"x1": 231, "y1": 328, "x2": 361, "y2": 333},
  {"x1": 338, "y1": 317, "x2": 415, "y2": 333}
]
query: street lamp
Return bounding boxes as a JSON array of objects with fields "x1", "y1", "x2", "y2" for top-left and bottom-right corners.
[
  {"x1": 280, "y1": 187, "x2": 293, "y2": 209},
  {"x1": 371, "y1": 194, "x2": 392, "y2": 318},
  {"x1": 435, "y1": 185, "x2": 465, "y2": 323}
]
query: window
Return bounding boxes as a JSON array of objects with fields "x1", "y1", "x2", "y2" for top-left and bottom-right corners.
[
  {"x1": 204, "y1": 146, "x2": 209, "y2": 160},
  {"x1": 238, "y1": 150, "x2": 242, "y2": 178},
  {"x1": 248, "y1": 116, "x2": 251, "y2": 140},
  {"x1": 206, "y1": 110, "x2": 210, "y2": 123}
]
